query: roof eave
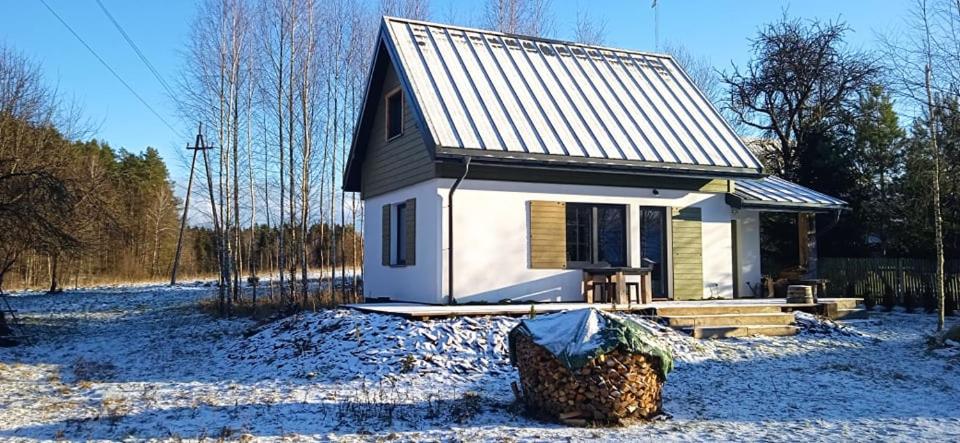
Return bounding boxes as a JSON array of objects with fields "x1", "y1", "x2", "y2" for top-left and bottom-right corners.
[
  {"x1": 435, "y1": 148, "x2": 764, "y2": 179},
  {"x1": 725, "y1": 194, "x2": 849, "y2": 213}
]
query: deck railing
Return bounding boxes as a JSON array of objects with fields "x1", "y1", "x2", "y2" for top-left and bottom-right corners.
[{"x1": 819, "y1": 257, "x2": 960, "y2": 311}]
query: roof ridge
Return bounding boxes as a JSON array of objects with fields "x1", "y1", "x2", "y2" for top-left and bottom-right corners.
[{"x1": 381, "y1": 15, "x2": 674, "y2": 60}]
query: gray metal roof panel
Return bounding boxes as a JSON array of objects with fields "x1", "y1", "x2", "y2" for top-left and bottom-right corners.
[
  {"x1": 381, "y1": 17, "x2": 764, "y2": 173},
  {"x1": 733, "y1": 176, "x2": 847, "y2": 209}
]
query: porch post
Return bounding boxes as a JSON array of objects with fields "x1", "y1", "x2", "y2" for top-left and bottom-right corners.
[{"x1": 798, "y1": 213, "x2": 818, "y2": 279}]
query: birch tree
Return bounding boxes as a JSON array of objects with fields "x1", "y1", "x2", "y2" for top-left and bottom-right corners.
[{"x1": 879, "y1": 0, "x2": 955, "y2": 331}]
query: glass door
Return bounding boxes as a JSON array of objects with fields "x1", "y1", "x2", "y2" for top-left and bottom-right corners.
[{"x1": 638, "y1": 207, "x2": 668, "y2": 298}]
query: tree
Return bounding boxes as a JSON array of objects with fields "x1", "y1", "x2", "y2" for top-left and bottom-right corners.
[
  {"x1": 723, "y1": 16, "x2": 879, "y2": 181},
  {"x1": 663, "y1": 42, "x2": 723, "y2": 113},
  {"x1": 573, "y1": 7, "x2": 606, "y2": 45},
  {"x1": 849, "y1": 85, "x2": 906, "y2": 256},
  {"x1": 380, "y1": 0, "x2": 430, "y2": 20},
  {"x1": 879, "y1": 0, "x2": 954, "y2": 330},
  {"x1": 482, "y1": 0, "x2": 554, "y2": 37}
]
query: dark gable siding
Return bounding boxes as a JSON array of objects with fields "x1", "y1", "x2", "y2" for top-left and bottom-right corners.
[{"x1": 360, "y1": 60, "x2": 435, "y2": 199}]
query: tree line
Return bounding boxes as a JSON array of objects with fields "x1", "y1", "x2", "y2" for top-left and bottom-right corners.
[
  {"x1": 0, "y1": 43, "x2": 361, "y2": 295},
  {"x1": 718, "y1": 1, "x2": 959, "y2": 330}
]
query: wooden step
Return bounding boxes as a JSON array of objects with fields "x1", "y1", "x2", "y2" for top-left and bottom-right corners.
[
  {"x1": 821, "y1": 298, "x2": 864, "y2": 310},
  {"x1": 833, "y1": 308, "x2": 869, "y2": 320},
  {"x1": 685, "y1": 325, "x2": 800, "y2": 339},
  {"x1": 654, "y1": 305, "x2": 784, "y2": 316},
  {"x1": 663, "y1": 312, "x2": 795, "y2": 328}
]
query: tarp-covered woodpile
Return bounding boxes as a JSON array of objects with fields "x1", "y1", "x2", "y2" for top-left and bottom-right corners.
[{"x1": 508, "y1": 309, "x2": 673, "y2": 425}]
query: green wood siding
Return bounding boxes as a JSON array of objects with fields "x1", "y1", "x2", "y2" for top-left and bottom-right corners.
[
  {"x1": 672, "y1": 207, "x2": 703, "y2": 300},
  {"x1": 360, "y1": 62, "x2": 434, "y2": 198}
]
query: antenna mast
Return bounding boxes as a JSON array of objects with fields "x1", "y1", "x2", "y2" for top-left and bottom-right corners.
[{"x1": 653, "y1": 0, "x2": 660, "y2": 50}]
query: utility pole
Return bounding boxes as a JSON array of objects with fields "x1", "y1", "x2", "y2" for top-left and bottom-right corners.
[{"x1": 170, "y1": 123, "x2": 214, "y2": 285}]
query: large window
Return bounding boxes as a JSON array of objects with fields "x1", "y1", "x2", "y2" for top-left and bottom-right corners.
[
  {"x1": 385, "y1": 89, "x2": 403, "y2": 140},
  {"x1": 565, "y1": 203, "x2": 626, "y2": 267}
]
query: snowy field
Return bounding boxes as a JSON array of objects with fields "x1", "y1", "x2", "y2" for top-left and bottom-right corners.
[{"x1": 1, "y1": 285, "x2": 959, "y2": 442}]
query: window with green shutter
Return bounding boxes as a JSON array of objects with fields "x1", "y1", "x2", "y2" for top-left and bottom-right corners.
[{"x1": 382, "y1": 199, "x2": 416, "y2": 267}]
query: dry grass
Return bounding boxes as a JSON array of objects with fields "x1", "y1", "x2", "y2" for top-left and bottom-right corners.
[
  {"x1": 199, "y1": 286, "x2": 363, "y2": 320},
  {"x1": 4, "y1": 272, "x2": 220, "y2": 292}
]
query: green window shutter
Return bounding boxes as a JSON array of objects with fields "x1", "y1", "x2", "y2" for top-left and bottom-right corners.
[
  {"x1": 529, "y1": 201, "x2": 566, "y2": 269},
  {"x1": 404, "y1": 198, "x2": 416, "y2": 266},
  {"x1": 672, "y1": 207, "x2": 703, "y2": 300},
  {"x1": 381, "y1": 204, "x2": 391, "y2": 266}
]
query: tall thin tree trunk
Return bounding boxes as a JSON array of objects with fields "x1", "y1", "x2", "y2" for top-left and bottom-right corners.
[
  {"x1": 287, "y1": 13, "x2": 298, "y2": 300},
  {"x1": 924, "y1": 64, "x2": 946, "y2": 331},
  {"x1": 48, "y1": 253, "x2": 59, "y2": 293},
  {"x1": 276, "y1": 8, "x2": 287, "y2": 303}
]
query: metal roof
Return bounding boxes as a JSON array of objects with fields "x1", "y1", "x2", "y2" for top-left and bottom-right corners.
[
  {"x1": 728, "y1": 176, "x2": 847, "y2": 211},
  {"x1": 380, "y1": 17, "x2": 764, "y2": 174}
]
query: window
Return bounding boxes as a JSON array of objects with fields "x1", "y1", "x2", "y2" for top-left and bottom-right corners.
[
  {"x1": 386, "y1": 89, "x2": 403, "y2": 140},
  {"x1": 395, "y1": 202, "x2": 407, "y2": 266},
  {"x1": 565, "y1": 203, "x2": 626, "y2": 267}
]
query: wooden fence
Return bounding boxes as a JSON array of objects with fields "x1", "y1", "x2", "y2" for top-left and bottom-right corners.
[{"x1": 819, "y1": 257, "x2": 960, "y2": 310}]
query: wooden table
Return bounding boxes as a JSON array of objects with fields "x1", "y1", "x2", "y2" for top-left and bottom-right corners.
[{"x1": 582, "y1": 267, "x2": 653, "y2": 305}]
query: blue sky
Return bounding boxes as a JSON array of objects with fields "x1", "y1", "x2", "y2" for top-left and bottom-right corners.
[{"x1": 0, "y1": 0, "x2": 910, "y2": 185}]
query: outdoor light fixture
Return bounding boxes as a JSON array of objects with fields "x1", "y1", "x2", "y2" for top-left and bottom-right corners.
[{"x1": 652, "y1": 189, "x2": 660, "y2": 196}]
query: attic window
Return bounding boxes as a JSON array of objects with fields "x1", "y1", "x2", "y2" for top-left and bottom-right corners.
[{"x1": 385, "y1": 88, "x2": 403, "y2": 141}]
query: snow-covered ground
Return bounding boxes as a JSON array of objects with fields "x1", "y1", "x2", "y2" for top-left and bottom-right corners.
[{"x1": 1, "y1": 285, "x2": 959, "y2": 442}]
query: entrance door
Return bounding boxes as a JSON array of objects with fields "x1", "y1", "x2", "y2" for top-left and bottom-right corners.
[{"x1": 638, "y1": 207, "x2": 668, "y2": 298}]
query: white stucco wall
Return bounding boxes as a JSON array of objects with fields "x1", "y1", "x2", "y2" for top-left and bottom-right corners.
[
  {"x1": 736, "y1": 210, "x2": 763, "y2": 297},
  {"x1": 362, "y1": 180, "x2": 443, "y2": 304},
  {"x1": 436, "y1": 179, "x2": 737, "y2": 303},
  {"x1": 361, "y1": 178, "x2": 765, "y2": 304}
]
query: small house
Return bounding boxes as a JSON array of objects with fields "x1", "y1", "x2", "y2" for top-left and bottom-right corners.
[{"x1": 343, "y1": 17, "x2": 846, "y2": 304}]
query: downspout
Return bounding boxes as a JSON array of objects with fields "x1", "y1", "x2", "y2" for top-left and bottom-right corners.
[{"x1": 447, "y1": 156, "x2": 471, "y2": 305}]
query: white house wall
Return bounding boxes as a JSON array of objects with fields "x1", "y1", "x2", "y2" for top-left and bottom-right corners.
[
  {"x1": 437, "y1": 179, "x2": 737, "y2": 303},
  {"x1": 362, "y1": 179, "x2": 444, "y2": 303}
]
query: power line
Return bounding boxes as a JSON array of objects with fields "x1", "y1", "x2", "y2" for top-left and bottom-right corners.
[
  {"x1": 95, "y1": 0, "x2": 177, "y2": 99},
  {"x1": 39, "y1": 0, "x2": 184, "y2": 138}
]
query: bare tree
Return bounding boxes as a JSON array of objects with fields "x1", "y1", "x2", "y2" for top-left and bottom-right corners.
[
  {"x1": 722, "y1": 16, "x2": 879, "y2": 180},
  {"x1": 573, "y1": 7, "x2": 606, "y2": 45},
  {"x1": 483, "y1": 0, "x2": 554, "y2": 37},
  {"x1": 662, "y1": 42, "x2": 721, "y2": 109},
  {"x1": 880, "y1": 0, "x2": 952, "y2": 331},
  {"x1": 380, "y1": 0, "x2": 430, "y2": 20}
]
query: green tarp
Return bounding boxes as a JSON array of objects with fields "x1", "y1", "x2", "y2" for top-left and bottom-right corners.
[{"x1": 509, "y1": 308, "x2": 674, "y2": 378}]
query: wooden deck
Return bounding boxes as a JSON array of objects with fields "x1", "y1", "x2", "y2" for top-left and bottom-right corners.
[{"x1": 343, "y1": 298, "x2": 862, "y2": 320}]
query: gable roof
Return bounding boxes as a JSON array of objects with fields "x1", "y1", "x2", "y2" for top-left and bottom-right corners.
[{"x1": 345, "y1": 17, "x2": 765, "y2": 191}]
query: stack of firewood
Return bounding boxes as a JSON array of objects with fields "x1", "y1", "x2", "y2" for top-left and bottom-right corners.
[{"x1": 511, "y1": 333, "x2": 665, "y2": 426}]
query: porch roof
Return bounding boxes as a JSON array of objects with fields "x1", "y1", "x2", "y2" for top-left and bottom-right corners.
[{"x1": 727, "y1": 176, "x2": 847, "y2": 212}]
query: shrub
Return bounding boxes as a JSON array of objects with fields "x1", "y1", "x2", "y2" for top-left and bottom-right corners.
[
  {"x1": 902, "y1": 290, "x2": 917, "y2": 313},
  {"x1": 921, "y1": 285, "x2": 937, "y2": 313},
  {"x1": 863, "y1": 290, "x2": 876, "y2": 310},
  {"x1": 947, "y1": 289, "x2": 959, "y2": 317},
  {"x1": 882, "y1": 285, "x2": 897, "y2": 312}
]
